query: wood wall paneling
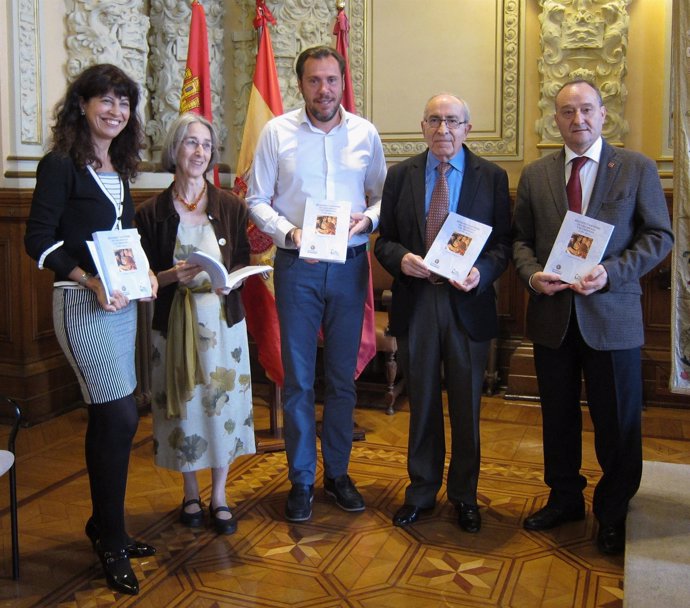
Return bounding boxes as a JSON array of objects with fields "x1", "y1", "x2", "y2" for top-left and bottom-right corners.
[{"x1": 1, "y1": 186, "x2": 685, "y2": 423}]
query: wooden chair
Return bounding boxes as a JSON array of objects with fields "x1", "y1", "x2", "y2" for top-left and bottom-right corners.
[
  {"x1": 367, "y1": 236, "x2": 405, "y2": 415},
  {"x1": 0, "y1": 396, "x2": 21, "y2": 579}
]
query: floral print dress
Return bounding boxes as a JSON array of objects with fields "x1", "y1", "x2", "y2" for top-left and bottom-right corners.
[{"x1": 150, "y1": 222, "x2": 255, "y2": 471}]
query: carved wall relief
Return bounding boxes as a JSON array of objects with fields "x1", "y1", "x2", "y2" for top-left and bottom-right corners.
[
  {"x1": 15, "y1": 0, "x2": 43, "y2": 146},
  {"x1": 65, "y1": 0, "x2": 150, "y2": 152},
  {"x1": 537, "y1": 0, "x2": 631, "y2": 146}
]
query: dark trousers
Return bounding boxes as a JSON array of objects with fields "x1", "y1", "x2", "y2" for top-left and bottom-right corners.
[
  {"x1": 533, "y1": 314, "x2": 643, "y2": 526},
  {"x1": 398, "y1": 283, "x2": 489, "y2": 507}
]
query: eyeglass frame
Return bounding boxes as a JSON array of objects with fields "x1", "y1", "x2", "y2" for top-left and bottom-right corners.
[
  {"x1": 423, "y1": 116, "x2": 469, "y2": 130},
  {"x1": 181, "y1": 137, "x2": 213, "y2": 153}
]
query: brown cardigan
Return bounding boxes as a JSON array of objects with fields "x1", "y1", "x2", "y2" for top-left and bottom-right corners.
[{"x1": 135, "y1": 181, "x2": 250, "y2": 334}]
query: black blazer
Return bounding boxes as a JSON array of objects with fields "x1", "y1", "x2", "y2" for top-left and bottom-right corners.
[{"x1": 375, "y1": 146, "x2": 511, "y2": 341}]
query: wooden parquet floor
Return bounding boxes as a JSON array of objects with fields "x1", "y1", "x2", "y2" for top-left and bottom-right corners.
[{"x1": 1, "y1": 393, "x2": 690, "y2": 607}]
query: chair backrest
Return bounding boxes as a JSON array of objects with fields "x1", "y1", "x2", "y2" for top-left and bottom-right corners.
[
  {"x1": 1, "y1": 397, "x2": 21, "y2": 454},
  {"x1": 369, "y1": 234, "x2": 394, "y2": 295}
]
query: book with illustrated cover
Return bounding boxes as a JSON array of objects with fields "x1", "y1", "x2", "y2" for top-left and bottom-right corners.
[
  {"x1": 544, "y1": 211, "x2": 614, "y2": 284},
  {"x1": 423, "y1": 212, "x2": 492, "y2": 281},
  {"x1": 186, "y1": 250, "x2": 272, "y2": 291},
  {"x1": 299, "y1": 198, "x2": 352, "y2": 263},
  {"x1": 87, "y1": 228, "x2": 152, "y2": 299}
]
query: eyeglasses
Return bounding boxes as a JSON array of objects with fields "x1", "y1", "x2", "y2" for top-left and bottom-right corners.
[
  {"x1": 424, "y1": 116, "x2": 468, "y2": 129},
  {"x1": 182, "y1": 137, "x2": 213, "y2": 153}
]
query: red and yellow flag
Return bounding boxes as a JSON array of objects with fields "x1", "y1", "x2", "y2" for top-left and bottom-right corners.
[
  {"x1": 180, "y1": 1, "x2": 212, "y2": 122},
  {"x1": 235, "y1": 1, "x2": 285, "y2": 386},
  {"x1": 180, "y1": 0, "x2": 219, "y2": 185},
  {"x1": 334, "y1": 3, "x2": 377, "y2": 378}
]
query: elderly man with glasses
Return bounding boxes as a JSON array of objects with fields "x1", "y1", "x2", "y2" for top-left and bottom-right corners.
[{"x1": 375, "y1": 93, "x2": 511, "y2": 532}]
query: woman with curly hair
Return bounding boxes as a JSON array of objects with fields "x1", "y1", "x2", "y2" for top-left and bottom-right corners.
[{"x1": 25, "y1": 63, "x2": 157, "y2": 596}]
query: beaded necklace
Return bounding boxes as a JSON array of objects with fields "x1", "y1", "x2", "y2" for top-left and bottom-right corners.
[{"x1": 174, "y1": 180, "x2": 207, "y2": 212}]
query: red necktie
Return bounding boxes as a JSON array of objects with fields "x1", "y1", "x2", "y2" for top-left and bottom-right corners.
[
  {"x1": 425, "y1": 162, "x2": 450, "y2": 250},
  {"x1": 566, "y1": 156, "x2": 588, "y2": 214}
]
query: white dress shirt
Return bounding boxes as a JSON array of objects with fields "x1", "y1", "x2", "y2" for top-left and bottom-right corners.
[
  {"x1": 564, "y1": 137, "x2": 602, "y2": 215},
  {"x1": 246, "y1": 106, "x2": 387, "y2": 249}
]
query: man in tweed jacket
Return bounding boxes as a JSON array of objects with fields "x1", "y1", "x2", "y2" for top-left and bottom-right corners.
[{"x1": 512, "y1": 80, "x2": 673, "y2": 555}]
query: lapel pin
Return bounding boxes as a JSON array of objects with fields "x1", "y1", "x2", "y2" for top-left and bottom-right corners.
[{"x1": 608, "y1": 161, "x2": 615, "y2": 168}]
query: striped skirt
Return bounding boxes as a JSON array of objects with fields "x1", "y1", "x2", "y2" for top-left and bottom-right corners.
[{"x1": 53, "y1": 287, "x2": 138, "y2": 404}]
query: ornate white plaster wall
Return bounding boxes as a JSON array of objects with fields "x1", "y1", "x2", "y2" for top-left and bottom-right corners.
[{"x1": 536, "y1": 0, "x2": 631, "y2": 148}]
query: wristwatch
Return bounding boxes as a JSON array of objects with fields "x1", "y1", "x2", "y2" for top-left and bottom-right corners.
[{"x1": 78, "y1": 271, "x2": 93, "y2": 286}]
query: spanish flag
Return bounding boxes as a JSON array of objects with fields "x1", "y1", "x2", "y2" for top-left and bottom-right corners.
[{"x1": 235, "y1": 0, "x2": 284, "y2": 386}]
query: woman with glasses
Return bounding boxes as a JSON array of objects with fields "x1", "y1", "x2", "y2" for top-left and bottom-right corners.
[{"x1": 135, "y1": 113, "x2": 255, "y2": 535}]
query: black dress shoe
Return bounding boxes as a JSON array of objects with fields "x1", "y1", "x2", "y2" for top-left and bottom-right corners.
[
  {"x1": 523, "y1": 504, "x2": 585, "y2": 531},
  {"x1": 210, "y1": 504, "x2": 237, "y2": 535},
  {"x1": 85, "y1": 518, "x2": 156, "y2": 558},
  {"x1": 457, "y1": 503, "x2": 481, "y2": 533},
  {"x1": 324, "y1": 475, "x2": 365, "y2": 512},
  {"x1": 285, "y1": 484, "x2": 314, "y2": 522},
  {"x1": 597, "y1": 523, "x2": 625, "y2": 555},
  {"x1": 392, "y1": 504, "x2": 433, "y2": 527},
  {"x1": 180, "y1": 498, "x2": 205, "y2": 528},
  {"x1": 96, "y1": 541, "x2": 139, "y2": 595}
]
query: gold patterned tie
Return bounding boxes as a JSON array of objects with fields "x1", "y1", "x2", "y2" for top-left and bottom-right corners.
[
  {"x1": 566, "y1": 156, "x2": 588, "y2": 214},
  {"x1": 425, "y1": 162, "x2": 450, "y2": 251}
]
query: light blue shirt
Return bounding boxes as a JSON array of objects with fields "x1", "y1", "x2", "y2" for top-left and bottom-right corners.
[{"x1": 424, "y1": 147, "x2": 466, "y2": 215}]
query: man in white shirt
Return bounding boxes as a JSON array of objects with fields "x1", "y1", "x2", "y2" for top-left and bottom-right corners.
[{"x1": 247, "y1": 45, "x2": 387, "y2": 522}]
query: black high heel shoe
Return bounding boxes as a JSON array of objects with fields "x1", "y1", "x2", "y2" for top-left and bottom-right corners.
[
  {"x1": 209, "y1": 503, "x2": 237, "y2": 535},
  {"x1": 85, "y1": 518, "x2": 156, "y2": 558},
  {"x1": 95, "y1": 541, "x2": 139, "y2": 595}
]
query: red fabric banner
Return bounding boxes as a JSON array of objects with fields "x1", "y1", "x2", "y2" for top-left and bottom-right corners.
[
  {"x1": 333, "y1": 7, "x2": 356, "y2": 114},
  {"x1": 180, "y1": 1, "x2": 212, "y2": 122},
  {"x1": 334, "y1": 5, "x2": 377, "y2": 379},
  {"x1": 180, "y1": 0, "x2": 218, "y2": 185}
]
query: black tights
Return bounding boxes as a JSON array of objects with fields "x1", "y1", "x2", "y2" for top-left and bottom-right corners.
[{"x1": 85, "y1": 394, "x2": 139, "y2": 551}]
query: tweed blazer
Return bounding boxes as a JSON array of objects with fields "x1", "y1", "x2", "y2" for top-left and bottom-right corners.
[
  {"x1": 512, "y1": 139, "x2": 673, "y2": 350},
  {"x1": 374, "y1": 146, "x2": 512, "y2": 342}
]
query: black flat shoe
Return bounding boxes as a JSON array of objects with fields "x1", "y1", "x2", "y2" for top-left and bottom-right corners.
[
  {"x1": 180, "y1": 498, "x2": 205, "y2": 528},
  {"x1": 96, "y1": 541, "x2": 139, "y2": 595},
  {"x1": 85, "y1": 518, "x2": 157, "y2": 558},
  {"x1": 210, "y1": 504, "x2": 237, "y2": 535}
]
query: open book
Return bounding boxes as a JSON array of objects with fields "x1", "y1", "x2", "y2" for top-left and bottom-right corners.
[
  {"x1": 186, "y1": 250, "x2": 272, "y2": 291},
  {"x1": 87, "y1": 228, "x2": 152, "y2": 300},
  {"x1": 423, "y1": 212, "x2": 492, "y2": 281},
  {"x1": 544, "y1": 211, "x2": 614, "y2": 284}
]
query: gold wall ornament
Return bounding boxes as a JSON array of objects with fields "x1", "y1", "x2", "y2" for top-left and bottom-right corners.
[{"x1": 537, "y1": 0, "x2": 632, "y2": 148}]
